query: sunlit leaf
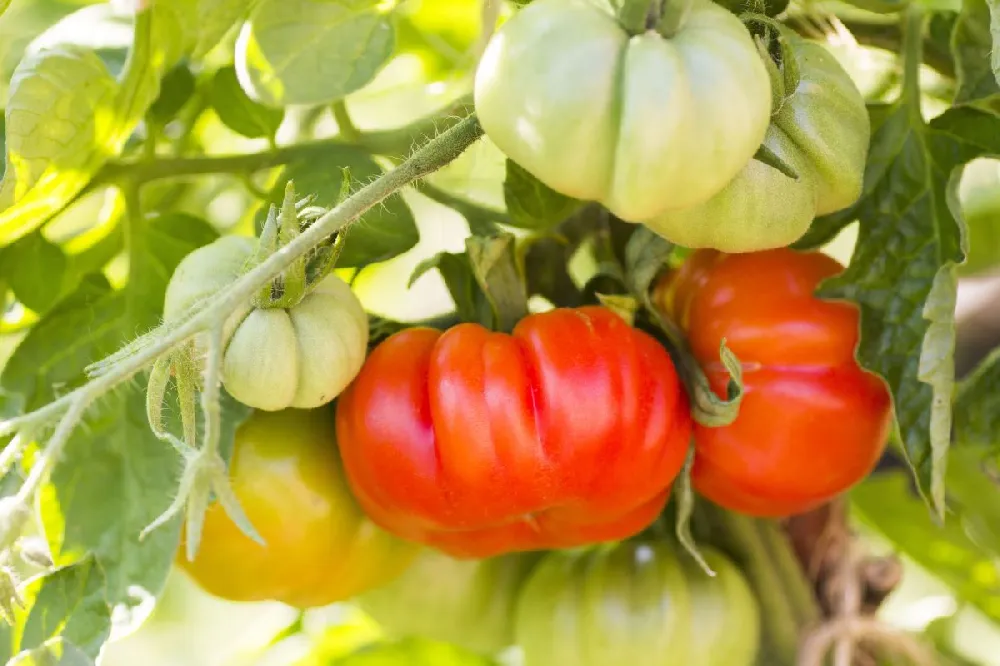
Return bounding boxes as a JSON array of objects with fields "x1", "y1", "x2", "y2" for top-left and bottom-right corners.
[{"x1": 236, "y1": 0, "x2": 394, "y2": 106}]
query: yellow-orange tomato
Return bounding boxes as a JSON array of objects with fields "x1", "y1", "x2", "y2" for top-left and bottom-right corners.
[{"x1": 177, "y1": 408, "x2": 419, "y2": 608}]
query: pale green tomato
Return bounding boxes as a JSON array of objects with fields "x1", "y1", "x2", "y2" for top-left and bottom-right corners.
[
  {"x1": 357, "y1": 549, "x2": 542, "y2": 655},
  {"x1": 473, "y1": 0, "x2": 772, "y2": 222},
  {"x1": 163, "y1": 234, "x2": 256, "y2": 330},
  {"x1": 223, "y1": 272, "x2": 369, "y2": 411},
  {"x1": 648, "y1": 33, "x2": 870, "y2": 252},
  {"x1": 163, "y1": 236, "x2": 369, "y2": 411},
  {"x1": 513, "y1": 540, "x2": 693, "y2": 666},
  {"x1": 682, "y1": 548, "x2": 760, "y2": 666}
]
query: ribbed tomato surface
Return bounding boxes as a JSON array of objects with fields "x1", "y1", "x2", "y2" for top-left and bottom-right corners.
[{"x1": 335, "y1": 306, "x2": 692, "y2": 557}]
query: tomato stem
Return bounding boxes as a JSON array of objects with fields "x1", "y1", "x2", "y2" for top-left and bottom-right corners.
[
  {"x1": 656, "y1": 0, "x2": 693, "y2": 37},
  {"x1": 695, "y1": 502, "x2": 821, "y2": 665},
  {"x1": 619, "y1": 0, "x2": 658, "y2": 34}
]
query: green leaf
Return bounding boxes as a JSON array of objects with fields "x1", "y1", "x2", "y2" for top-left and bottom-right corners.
[
  {"x1": 274, "y1": 148, "x2": 418, "y2": 267},
  {"x1": 193, "y1": 0, "x2": 252, "y2": 59},
  {"x1": 0, "y1": 232, "x2": 68, "y2": 314},
  {"x1": 818, "y1": 104, "x2": 1000, "y2": 517},
  {"x1": 623, "y1": 225, "x2": 673, "y2": 299},
  {"x1": 0, "y1": 0, "x2": 199, "y2": 246},
  {"x1": 19, "y1": 559, "x2": 110, "y2": 659},
  {"x1": 9, "y1": 638, "x2": 94, "y2": 666},
  {"x1": 147, "y1": 62, "x2": 195, "y2": 125},
  {"x1": 521, "y1": 235, "x2": 582, "y2": 307},
  {"x1": 503, "y1": 160, "x2": 582, "y2": 231},
  {"x1": 236, "y1": 0, "x2": 395, "y2": 107},
  {"x1": 851, "y1": 470, "x2": 1000, "y2": 624},
  {"x1": 954, "y1": 344, "x2": 1000, "y2": 448},
  {"x1": 466, "y1": 233, "x2": 529, "y2": 333},
  {"x1": 0, "y1": 46, "x2": 119, "y2": 246},
  {"x1": 0, "y1": 0, "x2": 10, "y2": 20},
  {"x1": 953, "y1": 0, "x2": 1000, "y2": 105},
  {"x1": 208, "y1": 65, "x2": 284, "y2": 139}
]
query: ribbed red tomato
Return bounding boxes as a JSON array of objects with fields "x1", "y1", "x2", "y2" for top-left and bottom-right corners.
[
  {"x1": 335, "y1": 306, "x2": 692, "y2": 558},
  {"x1": 655, "y1": 248, "x2": 893, "y2": 517}
]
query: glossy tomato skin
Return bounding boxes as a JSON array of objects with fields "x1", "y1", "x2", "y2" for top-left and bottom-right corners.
[
  {"x1": 335, "y1": 306, "x2": 692, "y2": 558},
  {"x1": 655, "y1": 248, "x2": 893, "y2": 517},
  {"x1": 177, "y1": 408, "x2": 419, "y2": 608}
]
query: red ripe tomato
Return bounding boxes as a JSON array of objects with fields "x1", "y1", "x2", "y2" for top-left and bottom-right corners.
[
  {"x1": 655, "y1": 248, "x2": 893, "y2": 517},
  {"x1": 335, "y1": 306, "x2": 692, "y2": 558}
]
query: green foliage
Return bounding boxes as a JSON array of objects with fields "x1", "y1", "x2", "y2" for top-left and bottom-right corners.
[
  {"x1": 236, "y1": 0, "x2": 395, "y2": 107},
  {"x1": 813, "y1": 99, "x2": 1000, "y2": 516},
  {"x1": 208, "y1": 66, "x2": 283, "y2": 139},
  {"x1": 954, "y1": 0, "x2": 1000, "y2": 105},
  {"x1": 503, "y1": 160, "x2": 583, "y2": 231}
]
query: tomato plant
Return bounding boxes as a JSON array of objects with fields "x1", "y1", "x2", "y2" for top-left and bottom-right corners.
[
  {"x1": 177, "y1": 407, "x2": 419, "y2": 608},
  {"x1": 655, "y1": 248, "x2": 893, "y2": 516},
  {"x1": 0, "y1": 1, "x2": 998, "y2": 665},
  {"x1": 335, "y1": 306, "x2": 692, "y2": 558}
]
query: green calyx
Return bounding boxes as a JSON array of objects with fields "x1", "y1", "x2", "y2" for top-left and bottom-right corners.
[{"x1": 251, "y1": 180, "x2": 347, "y2": 310}]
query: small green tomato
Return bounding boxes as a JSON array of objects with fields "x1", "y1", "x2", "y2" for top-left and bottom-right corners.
[{"x1": 163, "y1": 236, "x2": 369, "y2": 411}]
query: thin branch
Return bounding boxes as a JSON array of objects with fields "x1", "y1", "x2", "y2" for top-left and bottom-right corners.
[{"x1": 90, "y1": 94, "x2": 475, "y2": 188}]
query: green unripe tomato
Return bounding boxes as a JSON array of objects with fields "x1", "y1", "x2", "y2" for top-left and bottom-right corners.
[
  {"x1": 474, "y1": 0, "x2": 772, "y2": 223},
  {"x1": 514, "y1": 540, "x2": 760, "y2": 666},
  {"x1": 514, "y1": 540, "x2": 693, "y2": 666},
  {"x1": 163, "y1": 236, "x2": 369, "y2": 411},
  {"x1": 357, "y1": 549, "x2": 543, "y2": 655},
  {"x1": 163, "y1": 235, "x2": 256, "y2": 330},
  {"x1": 682, "y1": 548, "x2": 760, "y2": 666},
  {"x1": 647, "y1": 33, "x2": 870, "y2": 252}
]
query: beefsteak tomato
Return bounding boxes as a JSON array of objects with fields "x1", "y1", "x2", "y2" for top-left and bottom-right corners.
[
  {"x1": 335, "y1": 306, "x2": 692, "y2": 558},
  {"x1": 655, "y1": 248, "x2": 893, "y2": 516}
]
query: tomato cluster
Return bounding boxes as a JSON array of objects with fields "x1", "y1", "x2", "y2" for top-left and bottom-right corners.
[
  {"x1": 165, "y1": 1, "x2": 889, "y2": 660},
  {"x1": 474, "y1": 0, "x2": 869, "y2": 252}
]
